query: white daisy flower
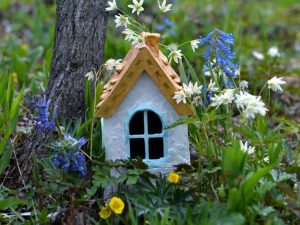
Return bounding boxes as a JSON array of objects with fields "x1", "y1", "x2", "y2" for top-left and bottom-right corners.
[
  {"x1": 114, "y1": 14, "x2": 130, "y2": 28},
  {"x1": 128, "y1": 0, "x2": 144, "y2": 15},
  {"x1": 168, "y1": 49, "x2": 183, "y2": 64},
  {"x1": 106, "y1": 0, "x2": 118, "y2": 11},
  {"x1": 267, "y1": 76, "x2": 286, "y2": 92},
  {"x1": 240, "y1": 141, "x2": 255, "y2": 155},
  {"x1": 239, "y1": 80, "x2": 249, "y2": 90},
  {"x1": 104, "y1": 59, "x2": 122, "y2": 71},
  {"x1": 211, "y1": 89, "x2": 236, "y2": 107},
  {"x1": 173, "y1": 90, "x2": 187, "y2": 104},
  {"x1": 158, "y1": 0, "x2": 172, "y2": 13},
  {"x1": 191, "y1": 39, "x2": 200, "y2": 52},
  {"x1": 268, "y1": 46, "x2": 280, "y2": 58},
  {"x1": 252, "y1": 51, "x2": 264, "y2": 60}
]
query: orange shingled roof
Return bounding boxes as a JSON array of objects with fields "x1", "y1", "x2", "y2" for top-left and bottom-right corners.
[{"x1": 96, "y1": 33, "x2": 194, "y2": 118}]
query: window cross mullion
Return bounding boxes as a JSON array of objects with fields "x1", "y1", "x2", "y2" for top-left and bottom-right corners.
[{"x1": 144, "y1": 111, "x2": 149, "y2": 159}]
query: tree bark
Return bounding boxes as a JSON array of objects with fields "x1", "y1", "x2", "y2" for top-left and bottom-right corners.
[
  {"x1": 5, "y1": 0, "x2": 107, "y2": 189},
  {"x1": 47, "y1": 0, "x2": 108, "y2": 119}
]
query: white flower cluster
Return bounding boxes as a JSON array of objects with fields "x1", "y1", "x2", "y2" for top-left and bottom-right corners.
[
  {"x1": 234, "y1": 91, "x2": 268, "y2": 119},
  {"x1": 210, "y1": 89, "x2": 268, "y2": 119},
  {"x1": 173, "y1": 82, "x2": 203, "y2": 105},
  {"x1": 172, "y1": 74, "x2": 286, "y2": 120},
  {"x1": 211, "y1": 89, "x2": 236, "y2": 107}
]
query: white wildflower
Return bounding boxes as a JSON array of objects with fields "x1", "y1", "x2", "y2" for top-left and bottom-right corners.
[
  {"x1": 128, "y1": 0, "x2": 144, "y2": 15},
  {"x1": 114, "y1": 14, "x2": 130, "y2": 28},
  {"x1": 191, "y1": 82, "x2": 202, "y2": 95},
  {"x1": 207, "y1": 79, "x2": 219, "y2": 92},
  {"x1": 264, "y1": 156, "x2": 270, "y2": 163},
  {"x1": 267, "y1": 76, "x2": 286, "y2": 92},
  {"x1": 268, "y1": 46, "x2": 280, "y2": 58},
  {"x1": 191, "y1": 39, "x2": 200, "y2": 52},
  {"x1": 244, "y1": 96, "x2": 268, "y2": 119},
  {"x1": 235, "y1": 91, "x2": 268, "y2": 119},
  {"x1": 182, "y1": 82, "x2": 202, "y2": 97},
  {"x1": 252, "y1": 51, "x2": 264, "y2": 60},
  {"x1": 192, "y1": 96, "x2": 203, "y2": 106},
  {"x1": 106, "y1": 0, "x2": 118, "y2": 11},
  {"x1": 168, "y1": 49, "x2": 183, "y2": 64},
  {"x1": 204, "y1": 70, "x2": 211, "y2": 77},
  {"x1": 104, "y1": 59, "x2": 122, "y2": 71},
  {"x1": 85, "y1": 71, "x2": 94, "y2": 81},
  {"x1": 182, "y1": 83, "x2": 193, "y2": 97},
  {"x1": 173, "y1": 90, "x2": 187, "y2": 104},
  {"x1": 158, "y1": 0, "x2": 172, "y2": 13},
  {"x1": 122, "y1": 29, "x2": 141, "y2": 44},
  {"x1": 211, "y1": 89, "x2": 235, "y2": 107},
  {"x1": 240, "y1": 141, "x2": 255, "y2": 155},
  {"x1": 239, "y1": 80, "x2": 248, "y2": 90},
  {"x1": 234, "y1": 91, "x2": 256, "y2": 110}
]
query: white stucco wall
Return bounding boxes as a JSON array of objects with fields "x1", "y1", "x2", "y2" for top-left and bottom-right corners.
[{"x1": 102, "y1": 72, "x2": 190, "y2": 172}]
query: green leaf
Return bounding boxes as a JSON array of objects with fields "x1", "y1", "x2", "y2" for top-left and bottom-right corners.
[
  {"x1": 178, "y1": 60, "x2": 188, "y2": 84},
  {"x1": 0, "y1": 147, "x2": 12, "y2": 175},
  {"x1": 0, "y1": 198, "x2": 25, "y2": 210},
  {"x1": 240, "y1": 166, "x2": 273, "y2": 203},
  {"x1": 9, "y1": 86, "x2": 24, "y2": 120},
  {"x1": 227, "y1": 188, "x2": 242, "y2": 211},
  {"x1": 0, "y1": 127, "x2": 12, "y2": 155}
]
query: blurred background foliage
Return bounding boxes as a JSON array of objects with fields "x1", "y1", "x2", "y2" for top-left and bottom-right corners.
[
  {"x1": 0, "y1": 0, "x2": 300, "y2": 224},
  {"x1": 1, "y1": 0, "x2": 299, "y2": 109}
]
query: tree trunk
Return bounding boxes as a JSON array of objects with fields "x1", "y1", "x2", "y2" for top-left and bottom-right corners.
[
  {"x1": 5, "y1": 0, "x2": 107, "y2": 189},
  {"x1": 47, "y1": 0, "x2": 108, "y2": 119}
]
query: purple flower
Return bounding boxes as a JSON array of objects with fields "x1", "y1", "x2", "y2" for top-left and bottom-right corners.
[
  {"x1": 54, "y1": 153, "x2": 64, "y2": 167},
  {"x1": 53, "y1": 135, "x2": 88, "y2": 177},
  {"x1": 73, "y1": 151, "x2": 87, "y2": 177},
  {"x1": 155, "y1": 24, "x2": 165, "y2": 31},
  {"x1": 199, "y1": 32, "x2": 213, "y2": 46},
  {"x1": 200, "y1": 29, "x2": 238, "y2": 79},
  {"x1": 33, "y1": 95, "x2": 57, "y2": 131},
  {"x1": 226, "y1": 80, "x2": 235, "y2": 88}
]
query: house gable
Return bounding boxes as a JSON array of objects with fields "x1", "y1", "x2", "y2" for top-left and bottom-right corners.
[{"x1": 96, "y1": 33, "x2": 194, "y2": 118}]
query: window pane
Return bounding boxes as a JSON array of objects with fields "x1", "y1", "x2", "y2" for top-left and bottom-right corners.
[
  {"x1": 130, "y1": 138, "x2": 145, "y2": 159},
  {"x1": 149, "y1": 138, "x2": 164, "y2": 159},
  {"x1": 129, "y1": 111, "x2": 144, "y2": 135},
  {"x1": 147, "y1": 111, "x2": 162, "y2": 134}
]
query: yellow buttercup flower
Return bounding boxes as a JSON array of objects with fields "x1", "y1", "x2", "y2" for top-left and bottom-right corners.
[
  {"x1": 109, "y1": 197, "x2": 125, "y2": 214},
  {"x1": 167, "y1": 172, "x2": 180, "y2": 184},
  {"x1": 99, "y1": 206, "x2": 111, "y2": 219}
]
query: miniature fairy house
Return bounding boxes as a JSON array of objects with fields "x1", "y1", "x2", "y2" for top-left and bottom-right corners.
[{"x1": 97, "y1": 33, "x2": 193, "y2": 172}]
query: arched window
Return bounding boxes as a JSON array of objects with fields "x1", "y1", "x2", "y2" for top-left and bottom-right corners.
[{"x1": 128, "y1": 110, "x2": 166, "y2": 161}]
